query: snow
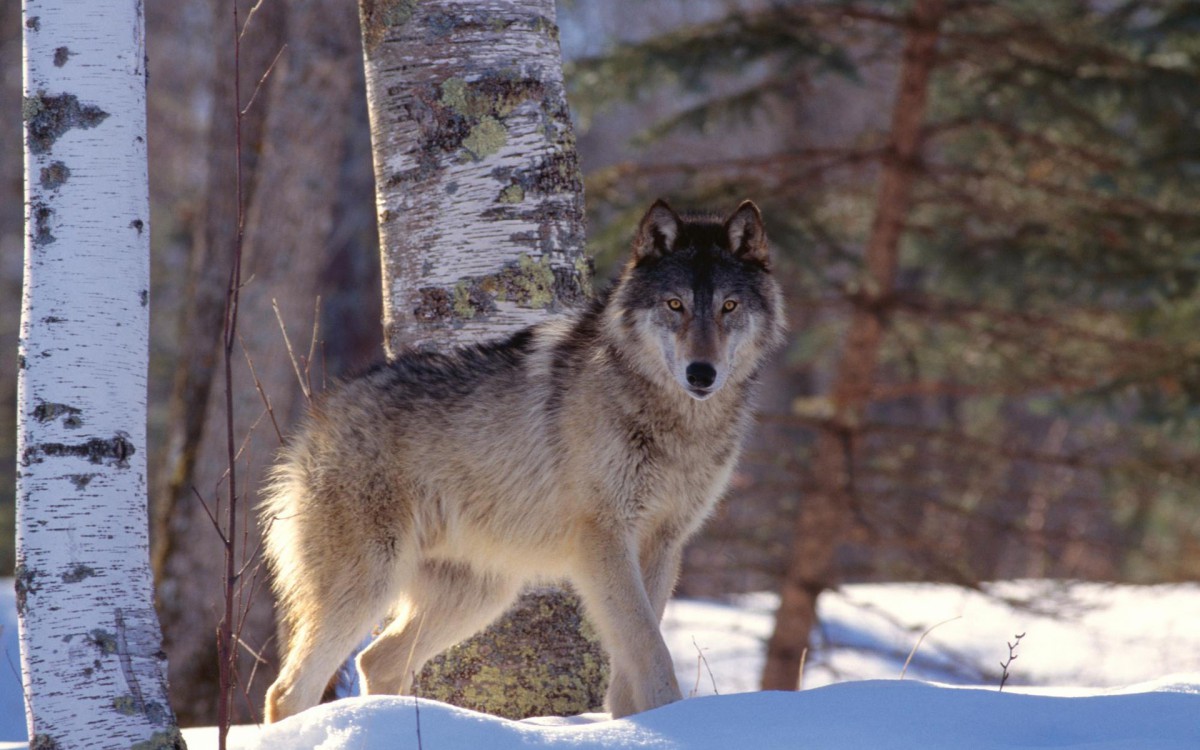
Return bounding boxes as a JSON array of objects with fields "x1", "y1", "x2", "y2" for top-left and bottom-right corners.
[{"x1": 3, "y1": 581, "x2": 1200, "y2": 749}]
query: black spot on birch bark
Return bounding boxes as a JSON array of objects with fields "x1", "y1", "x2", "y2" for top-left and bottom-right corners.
[
  {"x1": 25, "y1": 16, "x2": 39, "y2": 31},
  {"x1": 32, "y1": 401, "x2": 82, "y2": 426},
  {"x1": 53, "y1": 47, "x2": 71, "y2": 66},
  {"x1": 29, "y1": 734, "x2": 59, "y2": 750},
  {"x1": 68, "y1": 473, "x2": 94, "y2": 490},
  {"x1": 32, "y1": 202, "x2": 55, "y2": 246},
  {"x1": 131, "y1": 218, "x2": 145, "y2": 235},
  {"x1": 15, "y1": 563, "x2": 39, "y2": 616},
  {"x1": 414, "y1": 287, "x2": 453, "y2": 322},
  {"x1": 140, "y1": 289, "x2": 149, "y2": 306},
  {"x1": 25, "y1": 92, "x2": 109, "y2": 155},
  {"x1": 27, "y1": 433, "x2": 136, "y2": 468},
  {"x1": 39, "y1": 161, "x2": 70, "y2": 190},
  {"x1": 88, "y1": 628, "x2": 118, "y2": 655},
  {"x1": 62, "y1": 563, "x2": 97, "y2": 583}
]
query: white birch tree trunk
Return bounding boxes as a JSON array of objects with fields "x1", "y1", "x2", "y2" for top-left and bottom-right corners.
[
  {"x1": 360, "y1": 0, "x2": 591, "y2": 355},
  {"x1": 357, "y1": 0, "x2": 603, "y2": 717},
  {"x1": 17, "y1": 1, "x2": 182, "y2": 747}
]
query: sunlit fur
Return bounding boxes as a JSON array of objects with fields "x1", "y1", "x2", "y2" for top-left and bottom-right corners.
[{"x1": 261, "y1": 200, "x2": 785, "y2": 723}]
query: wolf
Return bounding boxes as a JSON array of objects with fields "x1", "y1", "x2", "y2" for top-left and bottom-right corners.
[{"x1": 261, "y1": 199, "x2": 786, "y2": 722}]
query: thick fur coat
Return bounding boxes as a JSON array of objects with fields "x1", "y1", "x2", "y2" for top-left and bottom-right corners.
[{"x1": 262, "y1": 200, "x2": 786, "y2": 721}]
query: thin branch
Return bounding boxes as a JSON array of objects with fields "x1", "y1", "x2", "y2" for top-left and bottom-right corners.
[
  {"x1": 239, "y1": 334, "x2": 284, "y2": 443},
  {"x1": 191, "y1": 486, "x2": 229, "y2": 546},
  {"x1": 900, "y1": 616, "x2": 961, "y2": 679},
  {"x1": 238, "y1": 0, "x2": 270, "y2": 41},
  {"x1": 692, "y1": 636, "x2": 719, "y2": 696},
  {"x1": 241, "y1": 43, "x2": 287, "y2": 118},
  {"x1": 304, "y1": 295, "x2": 321, "y2": 398},
  {"x1": 998, "y1": 632, "x2": 1025, "y2": 691},
  {"x1": 273, "y1": 297, "x2": 313, "y2": 403}
]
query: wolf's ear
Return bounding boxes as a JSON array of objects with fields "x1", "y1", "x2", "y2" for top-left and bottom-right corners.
[
  {"x1": 725, "y1": 200, "x2": 768, "y2": 264},
  {"x1": 633, "y1": 199, "x2": 681, "y2": 262}
]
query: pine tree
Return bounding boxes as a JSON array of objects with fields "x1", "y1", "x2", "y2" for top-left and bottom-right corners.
[{"x1": 568, "y1": 0, "x2": 1200, "y2": 689}]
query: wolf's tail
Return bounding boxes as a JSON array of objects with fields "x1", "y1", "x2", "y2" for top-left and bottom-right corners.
[{"x1": 259, "y1": 442, "x2": 313, "y2": 655}]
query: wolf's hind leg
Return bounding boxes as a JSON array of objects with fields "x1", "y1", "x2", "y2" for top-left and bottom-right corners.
[
  {"x1": 357, "y1": 561, "x2": 519, "y2": 695},
  {"x1": 265, "y1": 561, "x2": 404, "y2": 723}
]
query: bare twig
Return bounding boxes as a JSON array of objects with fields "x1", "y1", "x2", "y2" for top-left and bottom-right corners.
[
  {"x1": 998, "y1": 632, "x2": 1025, "y2": 691},
  {"x1": 240, "y1": 43, "x2": 286, "y2": 117},
  {"x1": 217, "y1": 1, "x2": 248, "y2": 745},
  {"x1": 191, "y1": 486, "x2": 229, "y2": 546},
  {"x1": 242, "y1": 633, "x2": 276, "y2": 716},
  {"x1": 690, "y1": 636, "x2": 719, "y2": 696},
  {"x1": 240, "y1": 44, "x2": 286, "y2": 117},
  {"x1": 413, "y1": 671, "x2": 424, "y2": 750},
  {"x1": 238, "y1": 0, "x2": 269, "y2": 41},
  {"x1": 239, "y1": 334, "x2": 284, "y2": 443},
  {"x1": 900, "y1": 615, "x2": 961, "y2": 679},
  {"x1": 305, "y1": 295, "x2": 321, "y2": 397},
  {"x1": 273, "y1": 297, "x2": 312, "y2": 403},
  {"x1": 798, "y1": 647, "x2": 808, "y2": 690}
]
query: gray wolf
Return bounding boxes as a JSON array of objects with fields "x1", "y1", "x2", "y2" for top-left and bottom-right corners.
[{"x1": 262, "y1": 200, "x2": 786, "y2": 721}]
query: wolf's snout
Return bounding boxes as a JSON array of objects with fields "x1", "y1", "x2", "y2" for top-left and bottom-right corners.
[{"x1": 686, "y1": 362, "x2": 717, "y2": 389}]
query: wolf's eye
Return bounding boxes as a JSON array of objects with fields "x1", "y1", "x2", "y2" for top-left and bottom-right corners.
[
  {"x1": 722, "y1": 300, "x2": 738, "y2": 312},
  {"x1": 667, "y1": 299, "x2": 684, "y2": 312}
]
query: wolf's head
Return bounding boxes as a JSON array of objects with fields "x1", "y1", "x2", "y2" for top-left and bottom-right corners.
[{"x1": 607, "y1": 200, "x2": 786, "y2": 401}]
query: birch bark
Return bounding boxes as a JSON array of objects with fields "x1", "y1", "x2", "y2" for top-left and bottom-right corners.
[
  {"x1": 17, "y1": 0, "x2": 183, "y2": 747},
  {"x1": 360, "y1": 0, "x2": 591, "y2": 355},
  {"x1": 358, "y1": 0, "x2": 603, "y2": 717}
]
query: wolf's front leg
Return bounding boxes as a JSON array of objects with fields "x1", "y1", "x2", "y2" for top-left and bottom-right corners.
[
  {"x1": 608, "y1": 528, "x2": 688, "y2": 715},
  {"x1": 570, "y1": 521, "x2": 682, "y2": 717}
]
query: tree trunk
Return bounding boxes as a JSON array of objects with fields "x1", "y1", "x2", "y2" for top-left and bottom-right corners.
[
  {"x1": 17, "y1": 0, "x2": 183, "y2": 746},
  {"x1": 358, "y1": 0, "x2": 602, "y2": 717},
  {"x1": 761, "y1": 0, "x2": 946, "y2": 691},
  {"x1": 154, "y1": 0, "x2": 369, "y2": 725},
  {"x1": 360, "y1": 0, "x2": 591, "y2": 355}
]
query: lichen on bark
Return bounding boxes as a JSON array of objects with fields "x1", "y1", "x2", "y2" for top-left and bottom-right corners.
[
  {"x1": 359, "y1": 0, "x2": 418, "y2": 53},
  {"x1": 24, "y1": 91, "x2": 109, "y2": 155},
  {"x1": 416, "y1": 588, "x2": 608, "y2": 719},
  {"x1": 423, "y1": 252, "x2": 589, "y2": 326}
]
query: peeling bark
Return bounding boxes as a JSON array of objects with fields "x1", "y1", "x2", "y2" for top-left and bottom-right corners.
[
  {"x1": 17, "y1": 0, "x2": 182, "y2": 746},
  {"x1": 359, "y1": 0, "x2": 603, "y2": 718},
  {"x1": 761, "y1": 0, "x2": 946, "y2": 692}
]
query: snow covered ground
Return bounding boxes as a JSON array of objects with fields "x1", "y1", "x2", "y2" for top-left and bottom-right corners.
[{"x1": 3, "y1": 580, "x2": 1200, "y2": 748}]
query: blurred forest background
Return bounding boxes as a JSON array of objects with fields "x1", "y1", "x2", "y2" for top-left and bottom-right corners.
[{"x1": 4, "y1": 0, "x2": 1200, "y2": 725}]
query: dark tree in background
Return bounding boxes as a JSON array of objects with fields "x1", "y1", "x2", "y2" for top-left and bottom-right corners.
[
  {"x1": 567, "y1": 0, "x2": 1200, "y2": 689},
  {"x1": 150, "y1": 0, "x2": 380, "y2": 725}
]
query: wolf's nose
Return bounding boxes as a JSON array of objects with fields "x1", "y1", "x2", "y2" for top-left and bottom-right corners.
[{"x1": 686, "y1": 362, "x2": 717, "y2": 389}]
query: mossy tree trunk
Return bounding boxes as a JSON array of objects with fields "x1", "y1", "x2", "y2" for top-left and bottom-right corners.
[
  {"x1": 357, "y1": 0, "x2": 604, "y2": 717},
  {"x1": 17, "y1": 0, "x2": 183, "y2": 746}
]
